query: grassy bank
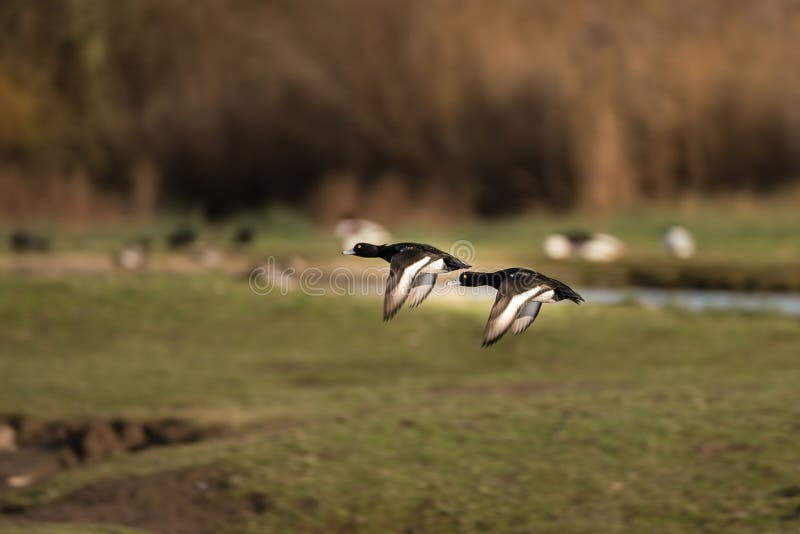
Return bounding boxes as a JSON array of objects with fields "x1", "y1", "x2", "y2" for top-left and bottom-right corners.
[
  {"x1": 5, "y1": 203, "x2": 800, "y2": 291},
  {"x1": 1, "y1": 275, "x2": 799, "y2": 532}
]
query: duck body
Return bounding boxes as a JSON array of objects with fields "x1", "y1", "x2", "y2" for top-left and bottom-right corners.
[
  {"x1": 343, "y1": 242, "x2": 471, "y2": 320},
  {"x1": 452, "y1": 267, "x2": 583, "y2": 347}
]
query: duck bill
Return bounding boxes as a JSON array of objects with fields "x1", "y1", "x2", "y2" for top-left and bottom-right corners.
[
  {"x1": 342, "y1": 249, "x2": 356, "y2": 255},
  {"x1": 446, "y1": 279, "x2": 462, "y2": 286}
]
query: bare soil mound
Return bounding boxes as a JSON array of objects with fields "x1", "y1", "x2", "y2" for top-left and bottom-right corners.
[
  {"x1": 2, "y1": 466, "x2": 270, "y2": 534},
  {"x1": 0, "y1": 416, "x2": 221, "y2": 492}
]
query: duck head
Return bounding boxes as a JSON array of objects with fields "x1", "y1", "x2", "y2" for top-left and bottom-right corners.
[
  {"x1": 447, "y1": 271, "x2": 494, "y2": 287},
  {"x1": 342, "y1": 242, "x2": 382, "y2": 257}
]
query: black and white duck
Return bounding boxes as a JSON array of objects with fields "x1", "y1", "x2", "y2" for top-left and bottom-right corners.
[
  {"x1": 542, "y1": 231, "x2": 624, "y2": 263},
  {"x1": 343, "y1": 242, "x2": 471, "y2": 320},
  {"x1": 449, "y1": 268, "x2": 583, "y2": 347}
]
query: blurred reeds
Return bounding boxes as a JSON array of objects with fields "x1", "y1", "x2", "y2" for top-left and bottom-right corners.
[{"x1": 0, "y1": 0, "x2": 799, "y2": 220}]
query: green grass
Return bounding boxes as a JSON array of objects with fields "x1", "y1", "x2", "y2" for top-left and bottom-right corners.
[
  {"x1": 1, "y1": 275, "x2": 800, "y2": 532},
  {"x1": 4, "y1": 201, "x2": 800, "y2": 265}
]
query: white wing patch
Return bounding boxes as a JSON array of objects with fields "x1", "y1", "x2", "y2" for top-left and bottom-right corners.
[
  {"x1": 532, "y1": 289, "x2": 556, "y2": 303},
  {"x1": 510, "y1": 301, "x2": 542, "y2": 335},
  {"x1": 407, "y1": 273, "x2": 437, "y2": 308},
  {"x1": 384, "y1": 255, "x2": 431, "y2": 320},
  {"x1": 483, "y1": 286, "x2": 543, "y2": 346},
  {"x1": 419, "y1": 258, "x2": 447, "y2": 274}
]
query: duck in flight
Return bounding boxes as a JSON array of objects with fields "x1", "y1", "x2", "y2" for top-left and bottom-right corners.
[
  {"x1": 449, "y1": 268, "x2": 583, "y2": 347},
  {"x1": 343, "y1": 242, "x2": 471, "y2": 320}
]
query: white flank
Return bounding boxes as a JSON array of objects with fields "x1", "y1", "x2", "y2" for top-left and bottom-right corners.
[
  {"x1": 532, "y1": 289, "x2": 556, "y2": 303},
  {"x1": 420, "y1": 258, "x2": 447, "y2": 273}
]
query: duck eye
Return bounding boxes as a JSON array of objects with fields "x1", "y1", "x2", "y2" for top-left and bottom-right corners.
[
  {"x1": 462, "y1": 273, "x2": 466, "y2": 279},
  {"x1": 356, "y1": 244, "x2": 361, "y2": 249}
]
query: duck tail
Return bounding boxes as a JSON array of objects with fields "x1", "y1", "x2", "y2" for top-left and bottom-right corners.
[
  {"x1": 557, "y1": 285, "x2": 584, "y2": 304},
  {"x1": 445, "y1": 256, "x2": 471, "y2": 270}
]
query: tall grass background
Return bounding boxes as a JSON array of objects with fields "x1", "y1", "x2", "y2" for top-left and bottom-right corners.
[{"x1": 1, "y1": 0, "x2": 799, "y2": 221}]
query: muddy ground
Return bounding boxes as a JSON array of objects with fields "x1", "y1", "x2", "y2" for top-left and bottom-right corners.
[
  {"x1": 0, "y1": 416, "x2": 219, "y2": 492},
  {"x1": 0, "y1": 416, "x2": 252, "y2": 532},
  {"x1": 1, "y1": 465, "x2": 270, "y2": 534}
]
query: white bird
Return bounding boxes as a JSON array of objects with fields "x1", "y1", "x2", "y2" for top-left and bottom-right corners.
[
  {"x1": 334, "y1": 217, "x2": 392, "y2": 251},
  {"x1": 542, "y1": 232, "x2": 624, "y2": 263},
  {"x1": 113, "y1": 243, "x2": 149, "y2": 271},
  {"x1": 192, "y1": 245, "x2": 224, "y2": 268},
  {"x1": 663, "y1": 225, "x2": 696, "y2": 259}
]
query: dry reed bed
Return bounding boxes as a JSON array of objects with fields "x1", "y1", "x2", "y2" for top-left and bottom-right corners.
[{"x1": 0, "y1": 0, "x2": 799, "y2": 218}]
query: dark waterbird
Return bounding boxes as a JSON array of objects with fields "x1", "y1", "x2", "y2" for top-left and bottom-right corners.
[
  {"x1": 10, "y1": 230, "x2": 49, "y2": 252},
  {"x1": 232, "y1": 227, "x2": 255, "y2": 245},
  {"x1": 449, "y1": 268, "x2": 583, "y2": 347},
  {"x1": 343, "y1": 242, "x2": 471, "y2": 320},
  {"x1": 166, "y1": 227, "x2": 197, "y2": 250}
]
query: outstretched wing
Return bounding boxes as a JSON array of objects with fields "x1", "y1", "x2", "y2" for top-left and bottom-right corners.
[
  {"x1": 407, "y1": 273, "x2": 437, "y2": 308},
  {"x1": 482, "y1": 292, "x2": 529, "y2": 347},
  {"x1": 482, "y1": 281, "x2": 545, "y2": 347},
  {"x1": 384, "y1": 251, "x2": 431, "y2": 321},
  {"x1": 510, "y1": 301, "x2": 542, "y2": 335}
]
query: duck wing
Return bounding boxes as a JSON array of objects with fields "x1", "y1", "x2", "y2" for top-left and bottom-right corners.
[
  {"x1": 482, "y1": 292, "x2": 531, "y2": 347},
  {"x1": 384, "y1": 250, "x2": 433, "y2": 321},
  {"x1": 407, "y1": 273, "x2": 437, "y2": 308},
  {"x1": 390, "y1": 243, "x2": 471, "y2": 271},
  {"x1": 514, "y1": 269, "x2": 584, "y2": 304},
  {"x1": 510, "y1": 301, "x2": 543, "y2": 335},
  {"x1": 482, "y1": 276, "x2": 548, "y2": 347}
]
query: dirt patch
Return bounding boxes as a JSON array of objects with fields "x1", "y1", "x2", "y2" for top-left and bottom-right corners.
[
  {"x1": 691, "y1": 440, "x2": 757, "y2": 460},
  {"x1": 0, "y1": 416, "x2": 220, "y2": 492},
  {"x1": 430, "y1": 381, "x2": 560, "y2": 398},
  {"x1": 2, "y1": 466, "x2": 270, "y2": 534},
  {"x1": 429, "y1": 381, "x2": 629, "y2": 398}
]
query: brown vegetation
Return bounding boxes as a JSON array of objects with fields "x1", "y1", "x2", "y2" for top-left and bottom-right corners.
[{"x1": 0, "y1": 0, "x2": 799, "y2": 218}]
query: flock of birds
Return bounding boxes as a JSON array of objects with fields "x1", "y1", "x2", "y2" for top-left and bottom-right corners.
[
  {"x1": 339, "y1": 218, "x2": 697, "y2": 264},
  {"x1": 542, "y1": 225, "x2": 696, "y2": 262},
  {"x1": 6, "y1": 226, "x2": 256, "y2": 271},
  {"x1": 6, "y1": 217, "x2": 697, "y2": 347}
]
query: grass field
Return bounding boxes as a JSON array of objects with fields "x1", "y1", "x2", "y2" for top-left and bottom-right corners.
[
  {"x1": 1, "y1": 274, "x2": 799, "y2": 533},
  {"x1": 5, "y1": 200, "x2": 800, "y2": 263}
]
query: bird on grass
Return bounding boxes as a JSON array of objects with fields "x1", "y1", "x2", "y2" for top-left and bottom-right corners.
[
  {"x1": 542, "y1": 231, "x2": 624, "y2": 263},
  {"x1": 113, "y1": 238, "x2": 151, "y2": 271},
  {"x1": 232, "y1": 227, "x2": 255, "y2": 246},
  {"x1": 10, "y1": 230, "x2": 49, "y2": 252},
  {"x1": 663, "y1": 225, "x2": 695, "y2": 259},
  {"x1": 334, "y1": 216, "x2": 392, "y2": 251},
  {"x1": 343, "y1": 242, "x2": 471, "y2": 320},
  {"x1": 166, "y1": 227, "x2": 197, "y2": 250},
  {"x1": 449, "y1": 268, "x2": 583, "y2": 347}
]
